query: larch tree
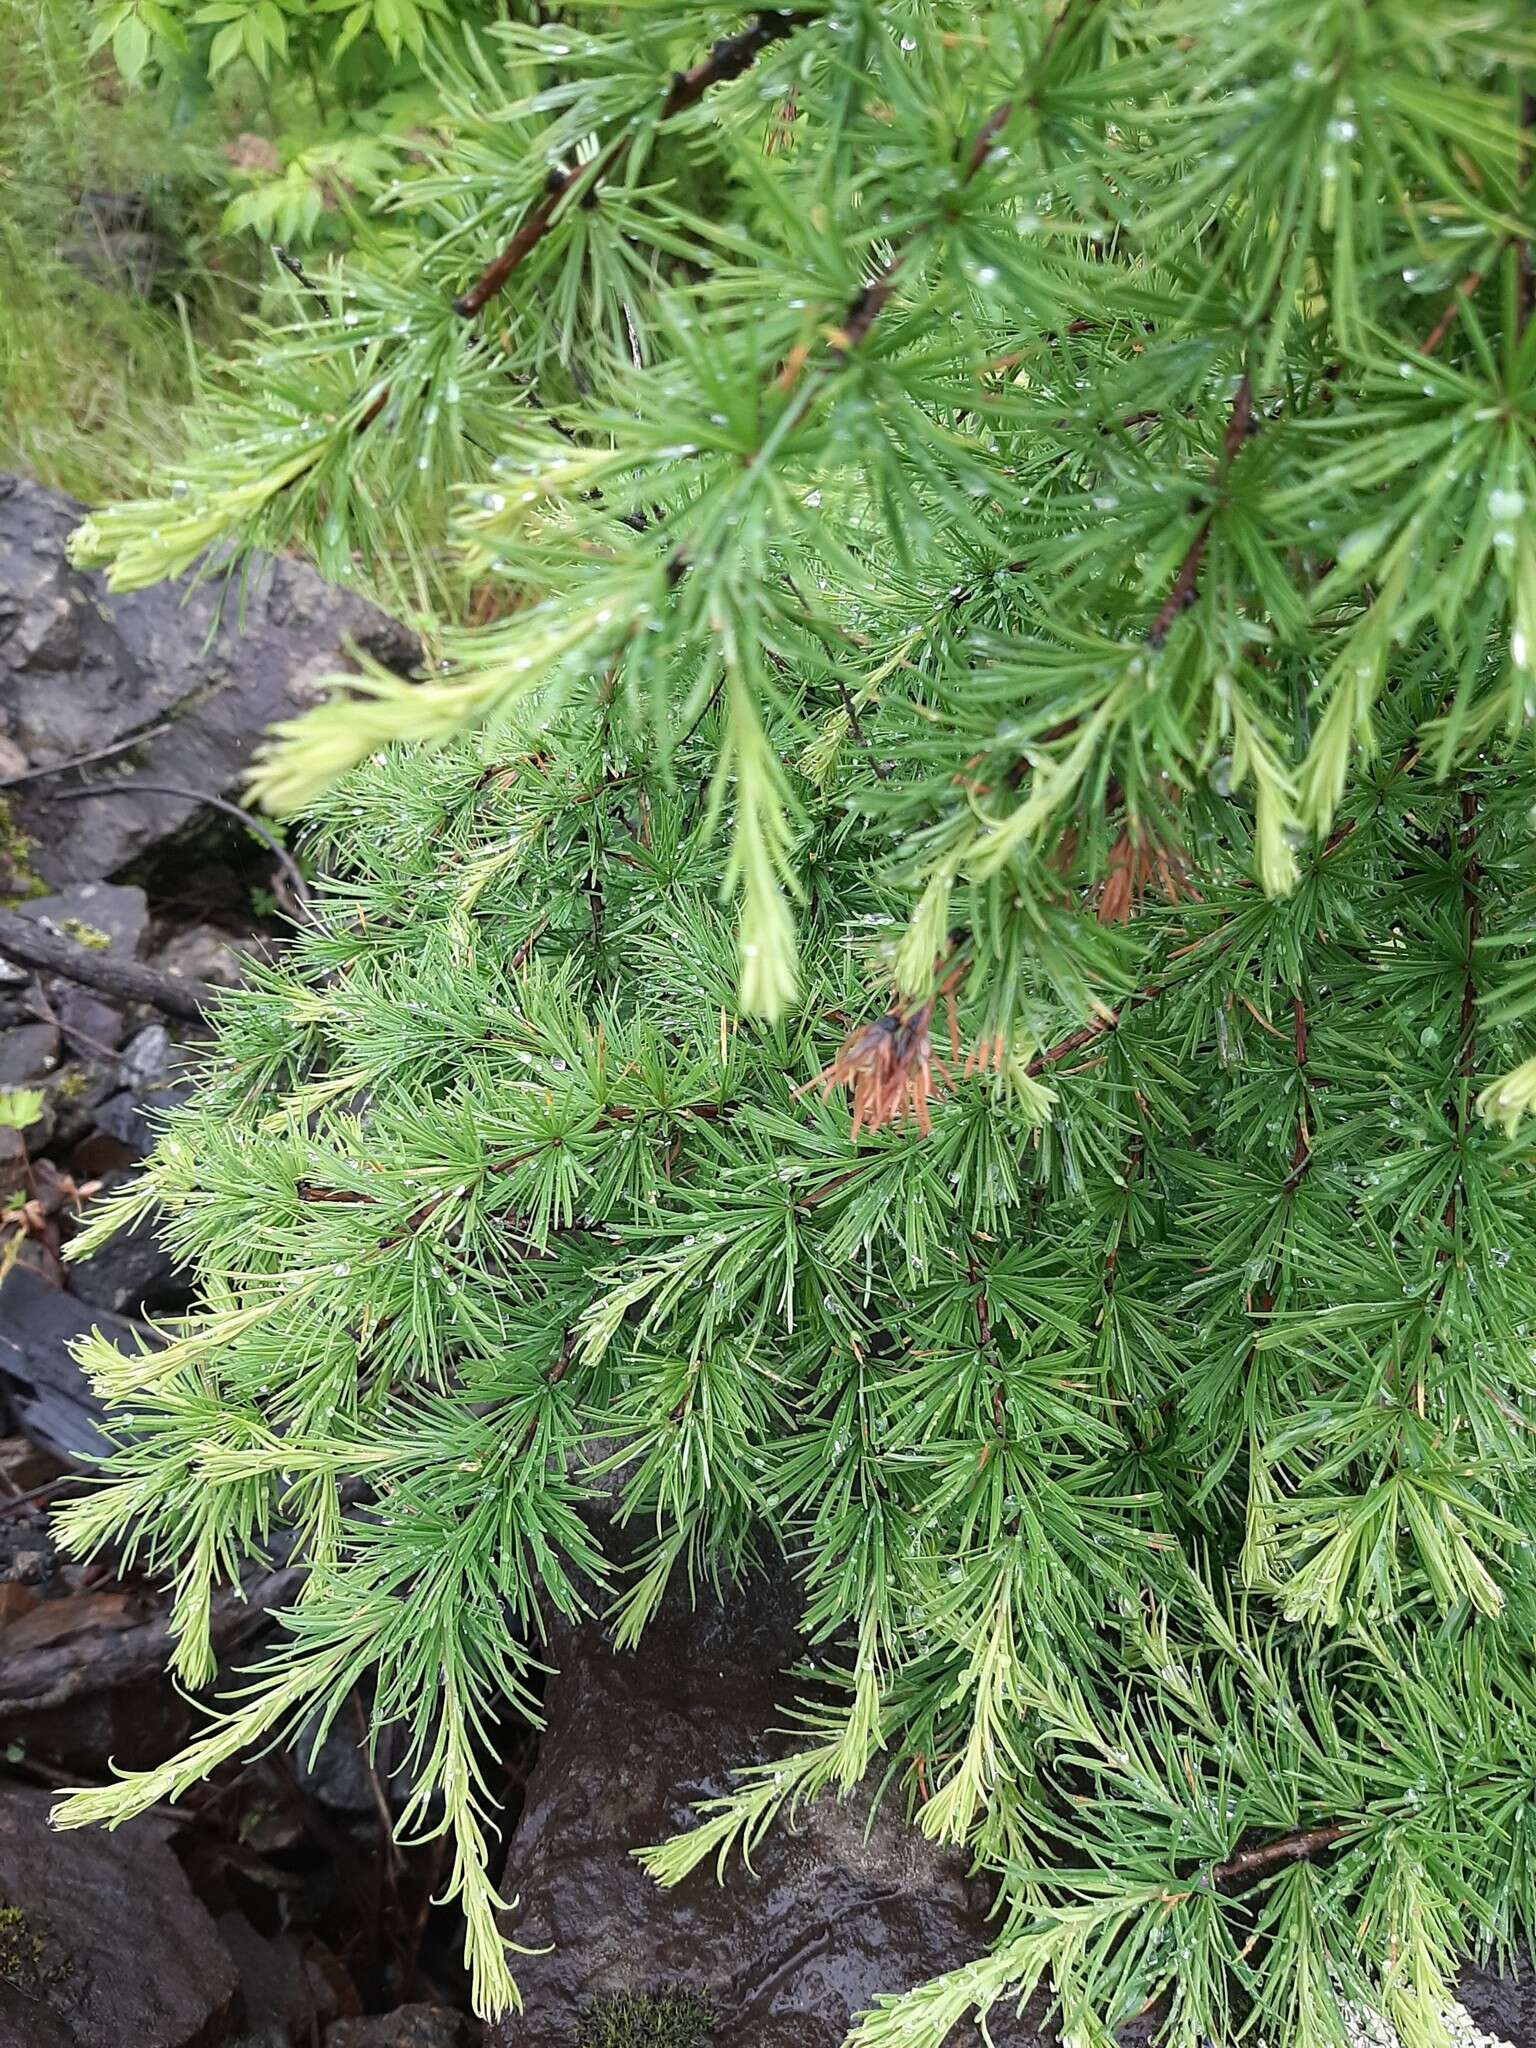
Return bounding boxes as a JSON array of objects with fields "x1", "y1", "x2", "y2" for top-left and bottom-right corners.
[{"x1": 50, "y1": 4, "x2": 1536, "y2": 2043}]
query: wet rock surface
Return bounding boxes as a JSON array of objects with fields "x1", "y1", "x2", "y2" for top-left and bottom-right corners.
[
  {"x1": 0, "y1": 1017, "x2": 59, "y2": 1082},
  {"x1": 217, "y1": 1911, "x2": 361, "y2": 2048},
  {"x1": 0, "y1": 1264, "x2": 122, "y2": 1465},
  {"x1": 481, "y1": 1567, "x2": 1536, "y2": 2048},
  {"x1": 66, "y1": 1172, "x2": 187, "y2": 1311},
  {"x1": 19, "y1": 881, "x2": 150, "y2": 959},
  {"x1": 327, "y1": 2008, "x2": 474, "y2": 2047},
  {"x1": 487, "y1": 1563, "x2": 1039, "y2": 2048},
  {"x1": 1456, "y1": 1969, "x2": 1536, "y2": 2048},
  {"x1": 153, "y1": 920, "x2": 264, "y2": 990},
  {"x1": 0, "y1": 470, "x2": 417, "y2": 888},
  {"x1": 0, "y1": 1783, "x2": 237, "y2": 2047}
]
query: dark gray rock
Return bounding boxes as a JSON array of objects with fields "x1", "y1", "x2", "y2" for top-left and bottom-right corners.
[
  {"x1": 0, "y1": 1125, "x2": 26, "y2": 1198},
  {"x1": 18, "y1": 882, "x2": 149, "y2": 959},
  {"x1": 0, "y1": 472, "x2": 417, "y2": 889},
  {"x1": 88, "y1": 1016, "x2": 195, "y2": 1157},
  {"x1": 0, "y1": 1020, "x2": 60, "y2": 1083},
  {"x1": 50, "y1": 984, "x2": 127, "y2": 1057},
  {"x1": 92, "y1": 1081, "x2": 190, "y2": 1158},
  {"x1": 44, "y1": 1055, "x2": 120, "y2": 1150},
  {"x1": 218, "y1": 1912, "x2": 358, "y2": 2048},
  {"x1": 152, "y1": 921, "x2": 262, "y2": 991},
  {"x1": 0, "y1": 1264, "x2": 144, "y2": 1466},
  {"x1": 119, "y1": 1021, "x2": 175, "y2": 1088},
  {"x1": 68, "y1": 1194, "x2": 183, "y2": 1315},
  {"x1": 486, "y1": 1565, "x2": 1039, "y2": 2048},
  {"x1": 0, "y1": 1782, "x2": 238, "y2": 2047},
  {"x1": 1457, "y1": 1961, "x2": 1536, "y2": 2044},
  {"x1": 294, "y1": 1709, "x2": 383, "y2": 1816},
  {"x1": 327, "y1": 2009, "x2": 472, "y2": 2048}
]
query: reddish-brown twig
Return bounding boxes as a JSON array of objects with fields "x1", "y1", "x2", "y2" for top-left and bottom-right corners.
[
  {"x1": 1209, "y1": 1820, "x2": 1347, "y2": 1885},
  {"x1": 1147, "y1": 374, "x2": 1255, "y2": 647},
  {"x1": 453, "y1": 12, "x2": 812, "y2": 318}
]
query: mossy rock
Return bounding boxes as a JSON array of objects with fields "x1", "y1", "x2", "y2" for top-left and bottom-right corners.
[
  {"x1": 576, "y1": 1989, "x2": 714, "y2": 2048},
  {"x1": 0, "y1": 1895, "x2": 71, "y2": 1993},
  {"x1": 56, "y1": 918, "x2": 111, "y2": 951},
  {"x1": 0, "y1": 797, "x2": 44, "y2": 902}
]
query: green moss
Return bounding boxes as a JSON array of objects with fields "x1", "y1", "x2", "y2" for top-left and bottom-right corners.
[
  {"x1": 0, "y1": 797, "x2": 44, "y2": 903},
  {"x1": 0, "y1": 1898, "x2": 70, "y2": 1992},
  {"x1": 57, "y1": 918, "x2": 111, "y2": 951},
  {"x1": 576, "y1": 1989, "x2": 715, "y2": 2048}
]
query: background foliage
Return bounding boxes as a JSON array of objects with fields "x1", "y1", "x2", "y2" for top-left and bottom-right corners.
[{"x1": 0, "y1": 0, "x2": 484, "y2": 496}]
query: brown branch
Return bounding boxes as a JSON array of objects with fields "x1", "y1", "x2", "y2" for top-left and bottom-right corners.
[
  {"x1": 1281, "y1": 990, "x2": 1312, "y2": 1192},
  {"x1": 659, "y1": 11, "x2": 811, "y2": 120},
  {"x1": 518, "y1": 1328, "x2": 576, "y2": 1455},
  {"x1": 1147, "y1": 375, "x2": 1254, "y2": 647},
  {"x1": 833, "y1": 98, "x2": 1013, "y2": 357},
  {"x1": 452, "y1": 146, "x2": 619, "y2": 320},
  {"x1": 962, "y1": 99, "x2": 1015, "y2": 181},
  {"x1": 0, "y1": 906, "x2": 214, "y2": 1023},
  {"x1": 836, "y1": 266, "x2": 905, "y2": 356},
  {"x1": 1209, "y1": 1820, "x2": 1347, "y2": 1886},
  {"x1": 0, "y1": 1560, "x2": 302, "y2": 1719},
  {"x1": 1024, "y1": 981, "x2": 1165, "y2": 1076},
  {"x1": 1420, "y1": 271, "x2": 1483, "y2": 358},
  {"x1": 452, "y1": 11, "x2": 812, "y2": 319},
  {"x1": 356, "y1": 382, "x2": 392, "y2": 433}
]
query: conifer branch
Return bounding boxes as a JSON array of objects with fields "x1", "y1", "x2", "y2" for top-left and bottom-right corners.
[
  {"x1": 49, "y1": 12, "x2": 1536, "y2": 2037},
  {"x1": 1281, "y1": 992, "x2": 1311, "y2": 1193},
  {"x1": 1023, "y1": 982, "x2": 1166, "y2": 1077},
  {"x1": 451, "y1": 11, "x2": 814, "y2": 318},
  {"x1": 1441, "y1": 783, "x2": 1482, "y2": 1250},
  {"x1": 1518, "y1": 88, "x2": 1535, "y2": 338},
  {"x1": 1040, "y1": 0, "x2": 1103, "y2": 61},
  {"x1": 1209, "y1": 1821, "x2": 1347, "y2": 1886},
  {"x1": 1457, "y1": 786, "x2": 1481, "y2": 1083},
  {"x1": 1147, "y1": 375, "x2": 1255, "y2": 648},
  {"x1": 833, "y1": 99, "x2": 1014, "y2": 355}
]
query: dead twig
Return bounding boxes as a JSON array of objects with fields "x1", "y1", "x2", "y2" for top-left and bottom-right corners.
[
  {"x1": 0, "y1": 906, "x2": 215, "y2": 1023},
  {"x1": 1209, "y1": 1820, "x2": 1347, "y2": 1886},
  {"x1": 0, "y1": 721, "x2": 182, "y2": 790}
]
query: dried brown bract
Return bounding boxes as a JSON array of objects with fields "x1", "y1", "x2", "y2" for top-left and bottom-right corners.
[
  {"x1": 803, "y1": 997, "x2": 956, "y2": 1139},
  {"x1": 1097, "y1": 827, "x2": 1196, "y2": 926}
]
